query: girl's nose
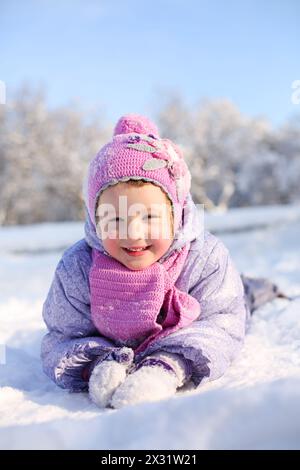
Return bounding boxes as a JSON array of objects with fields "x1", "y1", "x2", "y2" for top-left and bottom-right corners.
[{"x1": 127, "y1": 217, "x2": 147, "y2": 240}]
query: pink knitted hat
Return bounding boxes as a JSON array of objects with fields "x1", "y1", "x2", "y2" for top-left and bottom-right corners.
[{"x1": 85, "y1": 113, "x2": 191, "y2": 235}]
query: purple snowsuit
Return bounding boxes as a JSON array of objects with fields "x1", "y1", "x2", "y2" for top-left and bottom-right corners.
[{"x1": 41, "y1": 194, "x2": 281, "y2": 392}]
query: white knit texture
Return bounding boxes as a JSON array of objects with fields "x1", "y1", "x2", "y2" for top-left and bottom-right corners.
[
  {"x1": 110, "y1": 363, "x2": 178, "y2": 409},
  {"x1": 89, "y1": 360, "x2": 129, "y2": 408},
  {"x1": 148, "y1": 351, "x2": 188, "y2": 387}
]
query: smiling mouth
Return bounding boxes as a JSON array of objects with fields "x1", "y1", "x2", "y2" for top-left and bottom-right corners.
[{"x1": 122, "y1": 245, "x2": 151, "y2": 255}]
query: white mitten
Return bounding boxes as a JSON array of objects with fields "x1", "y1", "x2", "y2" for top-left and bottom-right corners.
[
  {"x1": 89, "y1": 347, "x2": 134, "y2": 408},
  {"x1": 110, "y1": 352, "x2": 191, "y2": 409}
]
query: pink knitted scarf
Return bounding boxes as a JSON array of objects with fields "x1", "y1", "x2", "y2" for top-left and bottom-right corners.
[{"x1": 89, "y1": 244, "x2": 200, "y2": 354}]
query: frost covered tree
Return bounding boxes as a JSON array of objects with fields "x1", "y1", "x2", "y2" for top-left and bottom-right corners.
[
  {"x1": 271, "y1": 119, "x2": 300, "y2": 203},
  {"x1": 0, "y1": 85, "x2": 110, "y2": 225},
  {"x1": 157, "y1": 95, "x2": 300, "y2": 210}
]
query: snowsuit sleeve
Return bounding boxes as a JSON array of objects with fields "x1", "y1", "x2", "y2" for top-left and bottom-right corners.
[
  {"x1": 41, "y1": 242, "x2": 120, "y2": 392},
  {"x1": 135, "y1": 238, "x2": 249, "y2": 387}
]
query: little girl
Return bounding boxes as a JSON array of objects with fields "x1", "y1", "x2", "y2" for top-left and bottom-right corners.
[{"x1": 41, "y1": 114, "x2": 283, "y2": 409}]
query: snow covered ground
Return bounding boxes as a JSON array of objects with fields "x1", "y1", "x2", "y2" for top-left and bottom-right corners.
[{"x1": 0, "y1": 204, "x2": 300, "y2": 450}]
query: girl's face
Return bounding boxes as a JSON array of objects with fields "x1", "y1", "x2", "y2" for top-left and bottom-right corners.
[{"x1": 96, "y1": 182, "x2": 174, "y2": 270}]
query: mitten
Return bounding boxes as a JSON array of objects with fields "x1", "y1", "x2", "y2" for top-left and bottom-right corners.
[
  {"x1": 110, "y1": 351, "x2": 192, "y2": 409},
  {"x1": 89, "y1": 347, "x2": 134, "y2": 408}
]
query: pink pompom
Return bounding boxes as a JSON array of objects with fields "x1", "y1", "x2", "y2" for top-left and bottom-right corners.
[{"x1": 113, "y1": 113, "x2": 160, "y2": 138}]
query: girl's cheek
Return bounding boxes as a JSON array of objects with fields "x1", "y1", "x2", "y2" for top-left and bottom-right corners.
[
  {"x1": 149, "y1": 221, "x2": 172, "y2": 241},
  {"x1": 98, "y1": 223, "x2": 119, "y2": 241},
  {"x1": 152, "y1": 238, "x2": 172, "y2": 255},
  {"x1": 102, "y1": 239, "x2": 119, "y2": 257}
]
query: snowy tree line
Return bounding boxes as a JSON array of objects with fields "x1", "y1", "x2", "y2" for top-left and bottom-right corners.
[
  {"x1": 0, "y1": 86, "x2": 299, "y2": 225},
  {"x1": 157, "y1": 95, "x2": 300, "y2": 211}
]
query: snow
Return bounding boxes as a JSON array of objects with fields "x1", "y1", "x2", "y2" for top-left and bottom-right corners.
[
  {"x1": 204, "y1": 202, "x2": 300, "y2": 234},
  {"x1": 0, "y1": 204, "x2": 300, "y2": 450}
]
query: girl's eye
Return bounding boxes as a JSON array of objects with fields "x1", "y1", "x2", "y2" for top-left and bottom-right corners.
[{"x1": 109, "y1": 215, "x2": 159, "y2": 222}]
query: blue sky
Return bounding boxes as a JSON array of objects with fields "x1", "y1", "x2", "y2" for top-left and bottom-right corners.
[{"x1": 1, "y1": 0, "x2": 299, "y2": 127}]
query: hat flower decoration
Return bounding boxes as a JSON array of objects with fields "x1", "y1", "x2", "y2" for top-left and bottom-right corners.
[{"x1": 125, "y1": 133, "x2": 190, "y2": 203}]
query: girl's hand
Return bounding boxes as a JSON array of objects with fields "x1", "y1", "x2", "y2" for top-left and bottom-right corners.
[{"x1": 88, "y1": 347, "x2": 134, "y2": 408}]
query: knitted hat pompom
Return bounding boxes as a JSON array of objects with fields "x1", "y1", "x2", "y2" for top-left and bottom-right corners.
[{"x1": 113, "y1": 113, "x2": 160, "y2": 138}]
